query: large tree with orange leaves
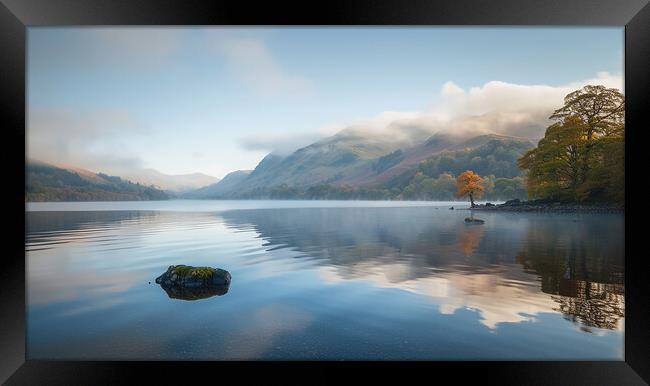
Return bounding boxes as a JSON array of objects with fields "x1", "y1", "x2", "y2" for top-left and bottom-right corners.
[{"x1": 456, "y1": 170, "x2": 485, "y2": 207}]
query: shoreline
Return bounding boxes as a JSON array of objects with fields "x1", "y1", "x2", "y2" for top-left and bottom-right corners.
[{"x1": 468, "y1": 199, "x2": 624, "y2": 213}]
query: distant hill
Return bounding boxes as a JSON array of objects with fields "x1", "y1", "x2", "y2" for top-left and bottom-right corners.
[
  {"x1": 116, "y1": 168, "x2": 219, "y2": 193},
  {"x1": 210, "y1": 130, "x2": 404, "y2": 196},
  {"x1": 198, "y1": 132, "x2": 535, "y2": 200},
  {"x1": 183, "y1": 170, "x2": 252, "y2": 199},
  {"x1": 51, "y1": 162, "x2": 219, "y2": 193},
  {"x1": 26, "y1": 161, "x2": 169, "y2": 201}
]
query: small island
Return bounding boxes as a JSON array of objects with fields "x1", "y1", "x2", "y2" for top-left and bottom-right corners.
[{"x1": 155, "y1": 265, "x2": 231, "y2": 301}]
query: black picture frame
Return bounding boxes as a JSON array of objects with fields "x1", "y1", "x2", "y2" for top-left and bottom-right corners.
[{"x1": 2, "y1": 0, "x2": 649, "y2": 384}]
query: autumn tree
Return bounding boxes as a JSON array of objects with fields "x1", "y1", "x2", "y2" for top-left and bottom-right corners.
[
  {"x1": 518, "y1": 85, "x2": 625, "y2": 203},
  {"x1": 456, "y1": 170, "x2": 485, "y2": 207}
]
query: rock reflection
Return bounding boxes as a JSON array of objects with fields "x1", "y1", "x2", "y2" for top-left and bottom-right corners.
[{"x1": 159, "y1": 283, "x2": 230, "y2": 301}]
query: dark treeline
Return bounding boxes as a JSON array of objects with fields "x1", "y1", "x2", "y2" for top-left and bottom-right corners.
[
  {"x1": 383, "y1": 138, "x2": 531, "y2": 201},
  {"x1": 222, "y1": 174, "x2": 527, "y2": 201},
  {"x1": 26, "y1": 163, "x2": 169, "y2": 202}
]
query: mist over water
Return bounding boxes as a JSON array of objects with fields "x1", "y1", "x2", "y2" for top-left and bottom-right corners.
[{"x1": 26, "y1": 201, "x2": 624, "y2": 360}]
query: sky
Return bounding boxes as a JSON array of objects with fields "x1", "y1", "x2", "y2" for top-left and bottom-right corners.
[{"x1": 27, "y1": 27, "x2": 623, "y2": 179}]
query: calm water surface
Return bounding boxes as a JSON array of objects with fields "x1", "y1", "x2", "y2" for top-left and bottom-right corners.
[{"x1": 26, "y1": 200, "x2": 625, "y2": 360}]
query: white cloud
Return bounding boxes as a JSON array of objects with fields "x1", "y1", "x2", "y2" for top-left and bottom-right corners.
[
  {"x1": 204, "y1": 30, "x2": 312, "y2": 96},
  {"x1": 27, "y1": 108, "x2": 148, "y2": 173},
  {"x1": 30, "y1": 28, "x2": 182, "y2": 70},
  {"x1": 91, "y1": 28, "x2": 181, "y2": 60},
  {"x1": 238, "y1": 72, "x2": 623, "y2": 155},
  {"x1": 237, "y1": 111, "x2": 425, "y2": 155},
  {"x1": 434, "y1": 72, "x2": 622, "y2": 119},
  {"x1": 324, "y1": 72, "x2": 624, "y2": 144},
  {"x1": 441, "y1": 81, "x2": 465, "y2": 98},
  {"x1": 239, "y1": 132, "x2": 325, "y2": 155}
]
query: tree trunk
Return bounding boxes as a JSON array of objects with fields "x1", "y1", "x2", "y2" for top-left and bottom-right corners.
[{"x1": 469, "y1": 193, "x2": 475, "y2": 208}]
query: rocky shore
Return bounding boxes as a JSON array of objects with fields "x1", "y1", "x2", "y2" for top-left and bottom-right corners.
[{"x1": 469, "y1": 199, "x2": 624, "y2": 213}]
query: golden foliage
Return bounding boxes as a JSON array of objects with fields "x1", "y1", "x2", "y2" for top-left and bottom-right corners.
[{"x1": 456, "y1": 170, "x2": 486, "y2": 201}]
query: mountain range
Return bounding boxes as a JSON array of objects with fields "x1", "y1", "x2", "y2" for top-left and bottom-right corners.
[
  {"x1": 185, "y1": 131, "x2": 535, "y2": 200},
  {"x1": 27, "y1": 127, "x2": 536, "y2": 201}
]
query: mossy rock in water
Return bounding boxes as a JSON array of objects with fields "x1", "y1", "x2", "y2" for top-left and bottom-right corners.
[
  {"x1": 155, "y1": 265, "x2": 231, "y2": 289},
  {"x1": 464, "y1": 217, "x2": 485, "y2": 224}
]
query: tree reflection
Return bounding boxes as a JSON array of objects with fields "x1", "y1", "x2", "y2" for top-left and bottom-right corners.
[
  {"x1": 551, "y1": 281, "x2": 624, "y2": 331},
  {"x1": 458, "y1": 222, "x2": 484, "y2": 256},
  {"x1": 516, "y1": 217, "x2": 624, "y2": 331},
  {"x1": 220, "y1": 208, "x2": 624, "y2": 331}
]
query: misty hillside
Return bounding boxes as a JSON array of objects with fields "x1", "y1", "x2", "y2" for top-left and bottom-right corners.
[
  {"x1": 236, "y1": 131, "x2": 401, "y2": 191},
  {"x1": 378, "y1": 134, "x2": 534, "y2": 187},
  {"x1": 26, "y1": 162, "x2": 169, "y2": 202},
  {"x1": 339, "y1": 134, "x2": 533, "y2": 186},
  {"x1": 183, "y1": 170, "x2": 252, "y2": 199},
  {"x1": 189, "y1": 132, "x2": 535, "y2": 200},
  {"x1": 117, "y1": 168, "x2": 219, "y2": 193}
]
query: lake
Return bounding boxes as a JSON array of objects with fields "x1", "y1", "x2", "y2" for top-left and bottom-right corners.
[{"x1": 26, "y1": 200, "x2": 625, "y2": 360}]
